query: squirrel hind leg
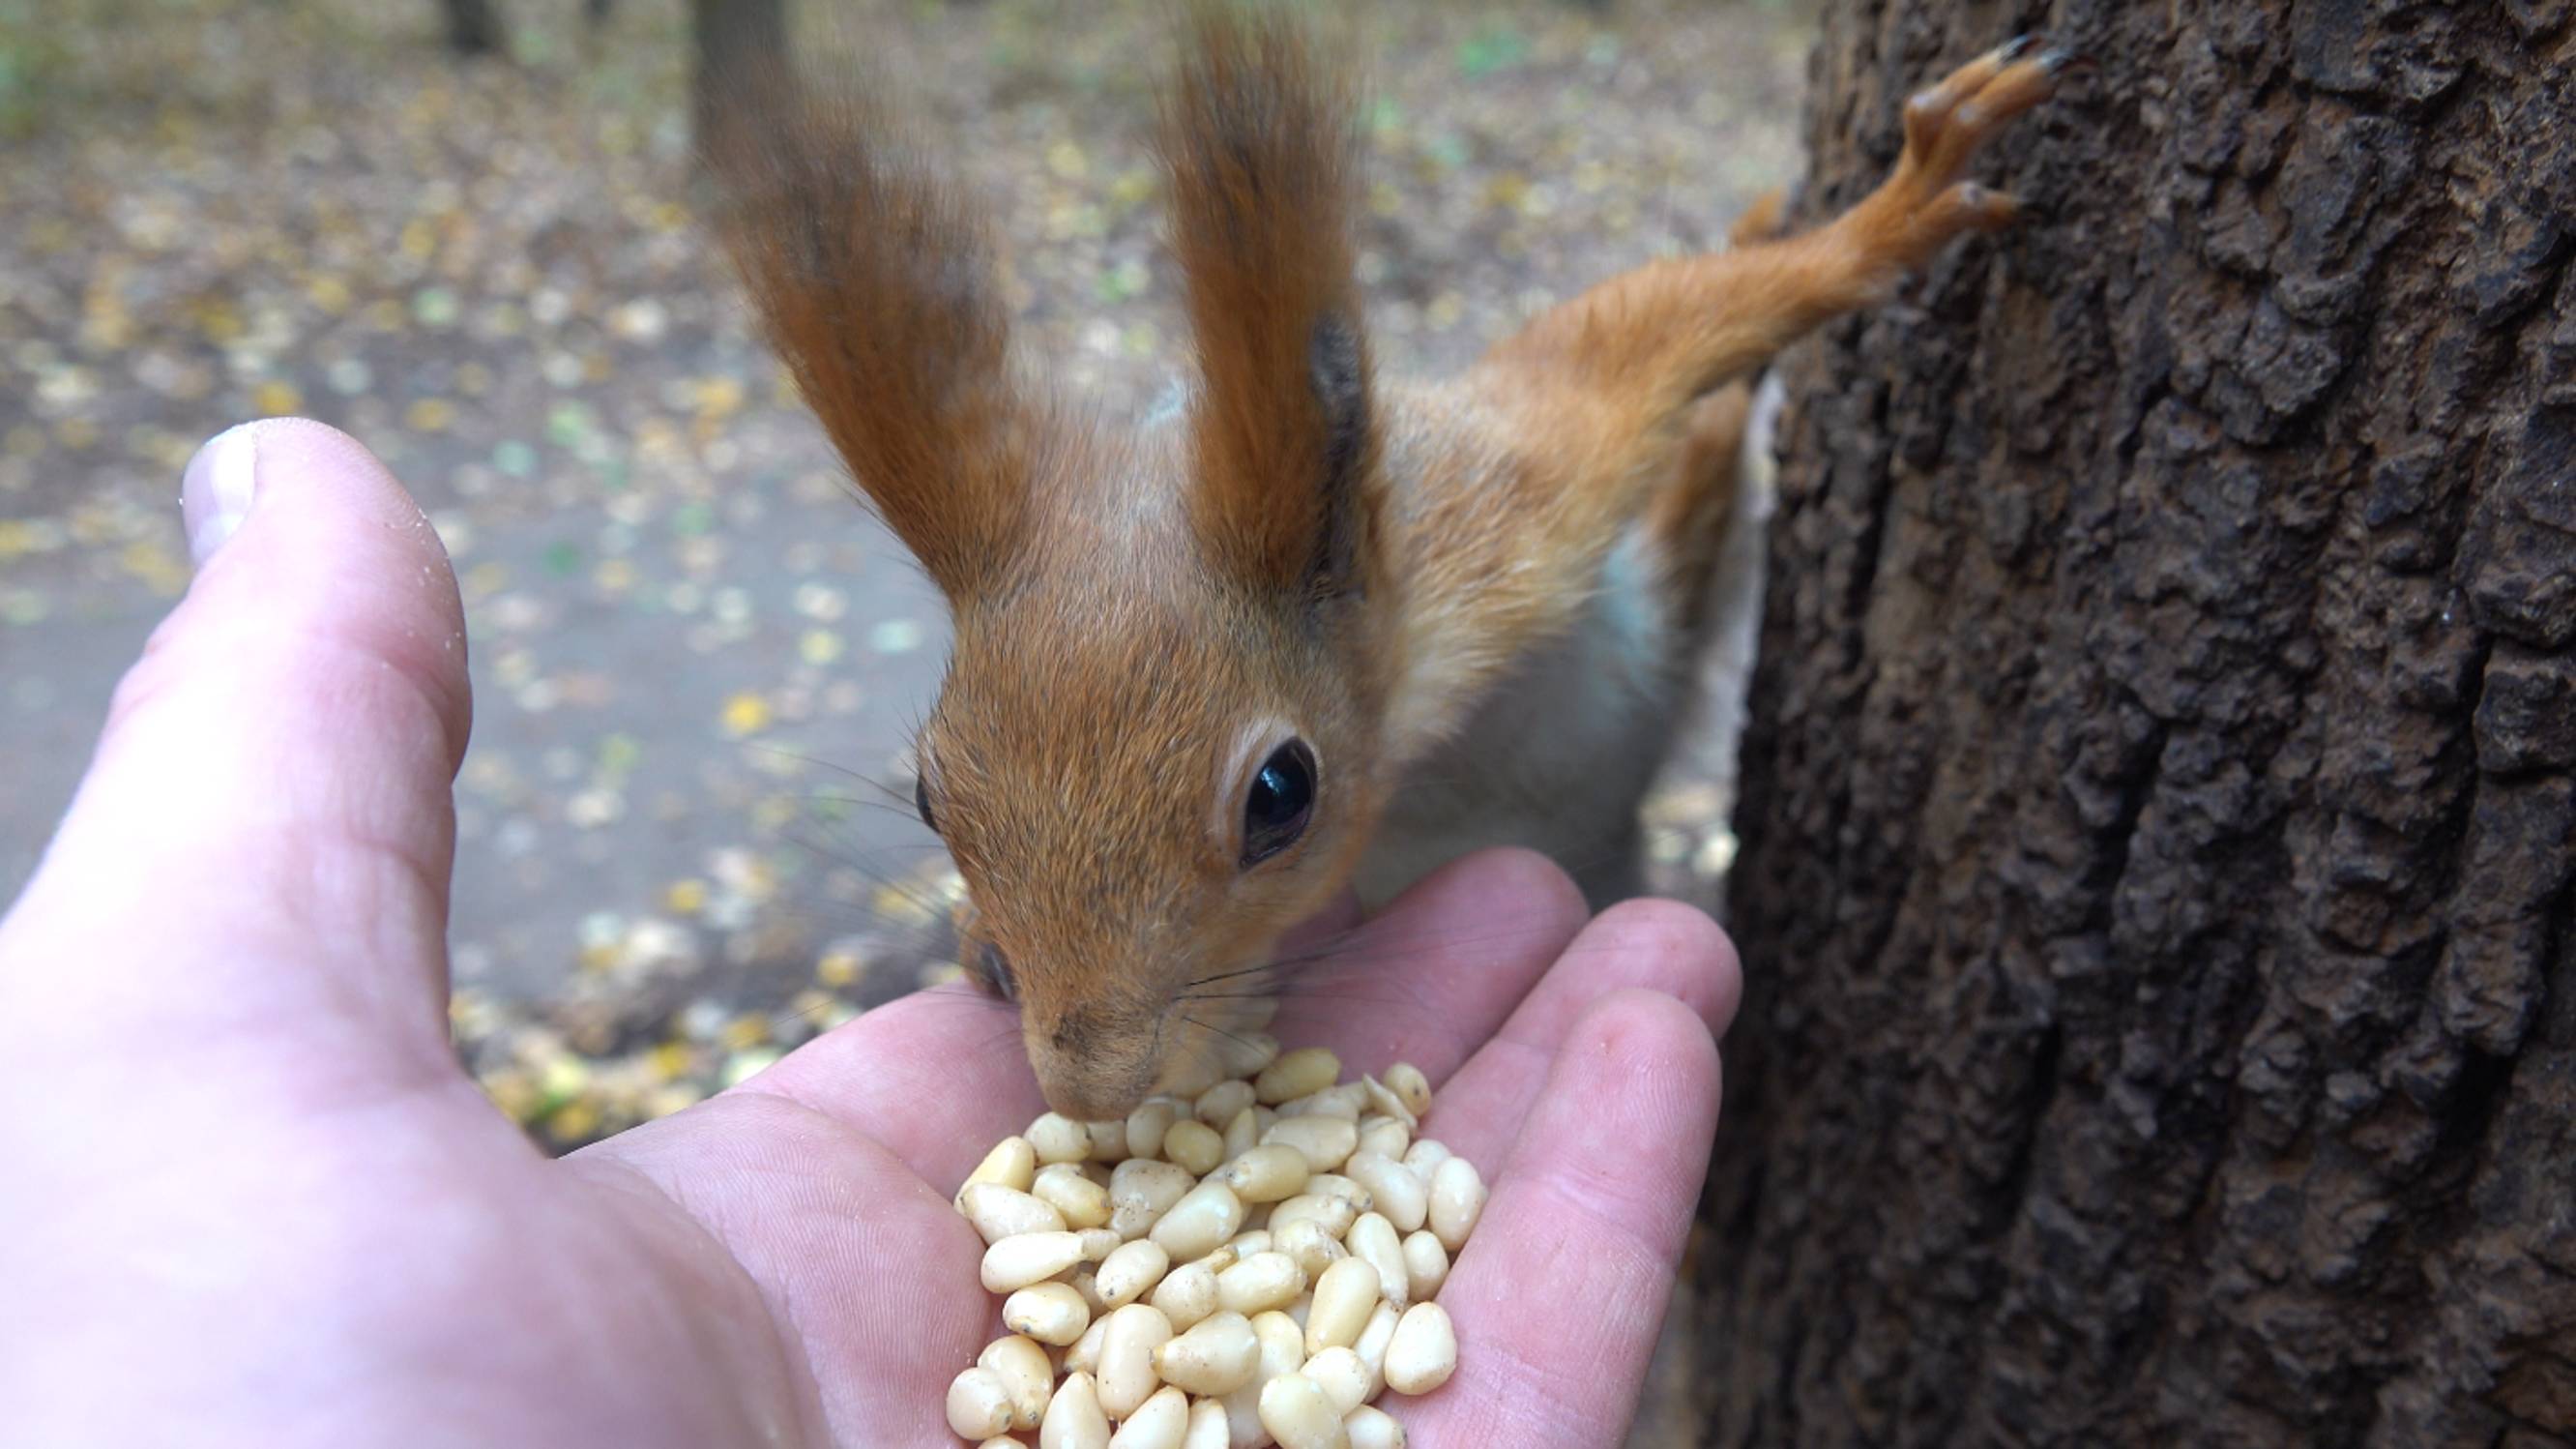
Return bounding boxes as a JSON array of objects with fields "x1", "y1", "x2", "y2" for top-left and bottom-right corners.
[
  {"x1": 1641, "y1": 381, "x2": 1758, "y2": 643},
  {"x1": 1642, "y1": 177, "x2": 1788, "y2": 648}
]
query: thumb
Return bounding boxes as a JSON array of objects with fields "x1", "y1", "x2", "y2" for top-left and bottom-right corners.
[{"x1": 0, "y1": 420, "x2": 472, "y2": 1082}]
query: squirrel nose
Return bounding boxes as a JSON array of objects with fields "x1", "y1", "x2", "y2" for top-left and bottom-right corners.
[
  {"x1": 1030, "y1": 1035, "x2": 1159, "y2": 1122},
  {"x1": 1026, "y1": 1003, "x2": 1160, "y2": 1121},
  {"x1": 1036, "y1": 1075, "x2": 1150, "y2": 1124}
]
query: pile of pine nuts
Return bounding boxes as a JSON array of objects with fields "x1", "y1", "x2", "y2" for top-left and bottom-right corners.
[{"x1": 947, "y1": 1041, "x2": 1486, "y2": 1447}]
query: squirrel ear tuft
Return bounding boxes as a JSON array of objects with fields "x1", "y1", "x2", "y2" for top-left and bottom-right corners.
[
  {"x1": 707, "y1": 72, "x2": 1043, "y2": 601},
  {"x1": 1160, "y1": 3, "x2": 1376, "y2": 599}
]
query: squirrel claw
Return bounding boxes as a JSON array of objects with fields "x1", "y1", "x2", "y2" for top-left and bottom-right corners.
[{"x1": 1873, "y1": 38, "x2": 2064, "y2": 263}]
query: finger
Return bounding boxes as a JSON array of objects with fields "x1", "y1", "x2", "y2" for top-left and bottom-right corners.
[
  {"x1": 1402, "y1": 990, "x2": 1722, "y2": 1447},
  {"x1": 730, "y1": 985, "x2": 1047, "y2": 1193},
  {"x1": 1256, "y1": 846, "x2": 1592, "y2": 1087},
  {"x1": 0, "y1": 419, "x2": 470, "y2": 1079},
  {"x1": 1414, "y1": 898, "x2": 1740, "y2": 1168},
  {"x1": 569, "y1": 1092, "x2": 997, "y2": 1444}
]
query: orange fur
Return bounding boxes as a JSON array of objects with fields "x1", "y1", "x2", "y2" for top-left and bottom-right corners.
[
  {"x1": 705, "y1": 80, "x2": 1055, "y2": 599},
  {"x1": 1645, "y1": 384, "x2": 1755, "y2": 639},
  {"x1": 1159, "y1": 9, "x2": 1380, "y2": 599},
  {"x1": 1642, "y1": 188, "x2": 1790, "y2": 640},
  {"x1": 712, "y1": 13, "x2": 2067, "y2": 1117}
]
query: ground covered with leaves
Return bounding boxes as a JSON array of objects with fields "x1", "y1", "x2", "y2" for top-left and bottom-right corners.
[{"x1": 2, "y1": 0, "x2": 1809, "y2": 1153}]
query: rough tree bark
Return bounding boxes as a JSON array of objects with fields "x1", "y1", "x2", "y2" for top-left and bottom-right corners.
[{"x1": 1700, "y1": 3, "x2": 2576, "y2": 1445}]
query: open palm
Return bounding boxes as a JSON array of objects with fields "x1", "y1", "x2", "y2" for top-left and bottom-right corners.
[{"x1": 0, "y1": 421, "x2": 1740, "y2": 1447}]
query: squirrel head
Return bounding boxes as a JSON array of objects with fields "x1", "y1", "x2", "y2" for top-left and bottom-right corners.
[{"x1": 714, "y1": 7, "x2": 1392, "y2": 1117}]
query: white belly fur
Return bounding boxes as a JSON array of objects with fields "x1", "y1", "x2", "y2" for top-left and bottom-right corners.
[{"x1": 1356, "y1": 526, "x2": 1684, "y2": 909}]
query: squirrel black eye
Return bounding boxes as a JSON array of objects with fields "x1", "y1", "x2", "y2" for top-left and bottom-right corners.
[
  {"x1": 915, "y1": 774, "x2": 937, "y2": 834},
  {"x1": 1242, "y1": 739, "x2": 1317, "y2": 868}
]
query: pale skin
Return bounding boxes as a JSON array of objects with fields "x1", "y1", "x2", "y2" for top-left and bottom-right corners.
[{"x1": 0, "y1": 418, "x2": 1742, "y2": 1446}]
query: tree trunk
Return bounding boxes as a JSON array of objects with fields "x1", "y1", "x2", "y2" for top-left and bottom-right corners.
[
  {"x1": 438, "y1": 0, "x2": 506, "y2": 55},
  {"x1": 1702, "y1": 3, "x2": 2576, "y2": 1445}
]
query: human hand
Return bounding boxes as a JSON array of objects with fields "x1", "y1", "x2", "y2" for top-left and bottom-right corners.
[{"x1": 0, "y1": 419, "x2": 1742, "y2": 1446}]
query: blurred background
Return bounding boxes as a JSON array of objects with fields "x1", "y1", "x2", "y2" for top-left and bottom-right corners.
[{"x1": 0, "y1": 0, "x2": 1812, "y2": 1153}]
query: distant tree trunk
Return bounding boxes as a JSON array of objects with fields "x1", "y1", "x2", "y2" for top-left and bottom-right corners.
[
  {"x1": 1701, "y1": 2, "x2": 2576, "y2": 1445},
  {"x1": 691, "y1": 0, "x2": 793, "y2": 160},
  {"x1": 439, "y1": 0, "x2": 506, "y2": 55}
]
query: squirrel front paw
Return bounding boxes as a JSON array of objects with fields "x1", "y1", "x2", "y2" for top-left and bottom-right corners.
[{"x1": 1863, "y1": 35, "x2": 2079, "y2": 270}]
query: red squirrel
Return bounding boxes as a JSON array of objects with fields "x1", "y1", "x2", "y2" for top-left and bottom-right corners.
[{"x1": 709, "y1": 9, "x2": 2067, "y2": 1119}]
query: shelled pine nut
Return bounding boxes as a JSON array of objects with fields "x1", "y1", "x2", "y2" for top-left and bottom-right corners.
[
  {"x1": 1254, "y1": 1048, "x2": 1339, "y2": 1104},
  {"x1": 946, "y1": 1053, "x2": 1482, "y2": 1444},
  {"x1": 1106, "y1": 1385, "x2": 1189, "y2": 1449},
  {"x1": 1182, "y1": 1397, "x2": 1229, "y2": 1449},
  {"x1": 1035, "y1": 1164, "x2": 1113, "y2": 1229},
  {"x1": 1097, "y1": 1304, "x2": 1176, "y2": 1419},
  {"x1": 958, "y1": 1137, "x2": 1039, "y2": 1207},
  {"x1": 1399, "y1": 1230, "x2": 1449, "y2": 1304},
  {"x1": 964, "y1": 1183, "x2": 1070, "y2": 1245},
  {"x1": 1304, "y1": 1256, "x2": 1381, "y2": 1356},
  {"x1": 1382, "y1": 1304, "x2": 1457, "y2": 1396},
  {"x1": 1160, "y1": 1120, "x2": 1225, "y2": 1176},
  {"x1": 1342, "y1": 1152, "x2": 1427, "y2": 1235},
  {"x1": 1426, "y1": 1157, "x2": 1485, "y2": 1253},
  {"x1": 1347, "y1": 1214, "x2": 1410, "y2": 1313},
  {"x1": 982, "y1": 1335, "x2": 1055, "y2": 1430},
  {"x1": 1303, "y1": 1346, "x2": 1370, "y2": 1415},
  {"x1": 1383, "y1": 1064, "x2": 1431, "y2": 1119},
  {"x1": 1004, "y1": 1282, "x2": 1092, "y2": 1346},
  {"x1": 1097, "y1": 1240, "x2": 1170, "y2": 1309},
  {"x1": 983, "y1": 1231, "x2": 1089, "y2": 1293},
  {"x1": 1258, "y1": 1372, "x2": 1347, "y2": 1449},
  {"x1": 1146, "y1": 1257, "x2": 1220, "y2": 1332},
  {"x1": 1041, "y1": 1372, "x2": 1111, "y2": 1449},
  {"x1": 1153, "y1": 1310, "x2": 1261, "y2": 1396},
  {"x1": 949, "y1": 1366, "x2": 1016, "y2": 1439},
  {"x1": 1345, "y1": 1404, "x2": 1407, "y2": 1449},
  {"x1": 1028, "y1": 1113, "x2": 1090, "y2": 1165}
]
